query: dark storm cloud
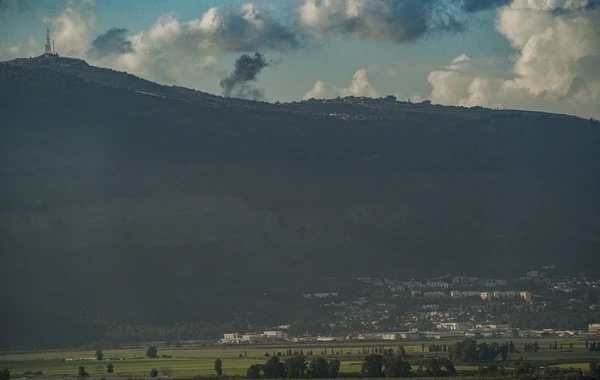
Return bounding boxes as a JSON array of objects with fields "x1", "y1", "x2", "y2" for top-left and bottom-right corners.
[
  {"x1": 461, "y1": 0, "x2": 512, "y2": 12},
  {"x1": 551, "y1": 0, "x2": 600, "y2": 14},
  {"x1": 214, "y1": 5, "x2": 299, "y2": 52},
  {"x1": 219, "y1": 52, "x2": 269, "y2": 101},
  {"x1": 298, "y1": 0, "x2": 600, "y2": 44},
  {"x1": 298, "y1": 0, "x2": 467, "y2": 44},
  {"x1": 88, "y1": 28, "x2": 133, "y2": 59}
]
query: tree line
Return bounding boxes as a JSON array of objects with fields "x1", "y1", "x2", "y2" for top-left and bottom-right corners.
[
  {"x1": 449, "y1": 339, "x2": 509, "y2": 362},
  {"x1": 244, "y1": 352, "x2": 458, "y2": 379}
]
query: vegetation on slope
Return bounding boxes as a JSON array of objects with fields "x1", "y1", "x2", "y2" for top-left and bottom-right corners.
[{"x1": 0, "y1": 58, "x2": 599, "y2": 347}]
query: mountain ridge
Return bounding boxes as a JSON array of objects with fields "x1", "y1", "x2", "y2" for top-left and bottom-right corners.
[{"x1": 1, "y1": 56, "x2": 599, "y2": 347}]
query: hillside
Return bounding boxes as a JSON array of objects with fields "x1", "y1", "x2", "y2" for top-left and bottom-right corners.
[{"x1": 1, "y1": 56, "x2": 599, "y2": 347}]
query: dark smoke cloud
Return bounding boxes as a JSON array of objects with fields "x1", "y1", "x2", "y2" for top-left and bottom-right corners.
[
  {"x1": 220, "y1": 52, "x2": 269, "y2": 101},
  {"x1": 88, "y1": 28, "x2": 133, "y2": 60}
]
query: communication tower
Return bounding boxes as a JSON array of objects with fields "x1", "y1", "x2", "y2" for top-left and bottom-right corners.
[{"x1": 45, "y1": 27, "x2": 52, "y2": 55}]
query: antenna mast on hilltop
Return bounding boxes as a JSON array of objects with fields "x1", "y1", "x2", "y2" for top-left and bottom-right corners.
[{"x1": 45, "y1": 27, "x2": 52, "y2": 55}]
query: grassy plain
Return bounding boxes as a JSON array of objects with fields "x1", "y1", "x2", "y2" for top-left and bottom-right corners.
[{"x1": 2, "y1": 338, "x2": 599, "y2": 378}]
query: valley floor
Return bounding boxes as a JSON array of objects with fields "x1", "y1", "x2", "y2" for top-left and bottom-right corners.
[{"x1": 2, "y1": 338, "x2": 600, "y2": 378}]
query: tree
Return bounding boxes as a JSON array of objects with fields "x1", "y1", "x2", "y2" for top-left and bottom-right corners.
[
  {"x1": 214, "y1": 359, "x2": 223, "y2": 377},
  {"x1": 397, "y1": 346, "x2": 407, "y2": 357},
  {"x1": 308, "y1": 357, "x2": 329, "y2": 378},
  {"x1": 263, "y1": 356, "x2": 286, "y2": 378},
  {"x1": 146, "y1": 346, "x2": 158, "y2": 358},
  {"x1": 159, "y1": 365, "x2": 173, "y2": 376},
  {"x1": 285, "y1": 356, "x2": 307, "y2": 378},
  {"x1": 439, "y1": 358, "x2": 456, "y2": 376},
  {"x1": 449, "y1": 339, "x2": 478, "y2": 362},
  {"x1": 514, "y1": 359, "x2": 535, "y2": 377},
  {"x1": 77, "y1": 366, "x2": 89, "y2": 378},
  {"x1": 383, "y1": 353, "x2": 411, "y2": 377},
  {"x1": 328, "y1": 360, "x2": 340, "y2": 378},
  {"x1": 362, "y1": 354, "x2": 383, "y2": 378},
  {"x1": 106, "y1": 363, "x2": 114, "y2": 374},
  {"x1": 95, "y1": 349, "x2": 104, "y2": 361},
  {"x1": 590, "y1": 362, "x2": 600, "y2": 376},
  {"x1": 0, "y1": 368, "x2": 10, "y2": 380},
  {"x1": 150, "y1": 368, "x2": 158, "y2": 377},
  {"x1": 247, "y1": 364, "x2": 263, "y2": 379}
]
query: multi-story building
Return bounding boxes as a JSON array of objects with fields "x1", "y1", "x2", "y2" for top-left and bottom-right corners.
[
  {"x1": 241, "y1": 334, "x2": 268, "y2": 344},
  {"x1": 589, "y1": 323, "x2": 600, "y2": 332},
  {"x1": 493, "y1": 291, "x2": 520, "y2": 299},
  {"x1": 437, "y1": 322, "x2": 474, "y2": 332},
  {"x1": 220, "y1": 333, "x2": 242, "y2": 344},
  {"x1": 451, "y1": 290, "x2": 481, "y2": 298},
  {"x1": 426, "y1": 281, "x2": 450, "y2": 289},
  {"x1": 520, "y1": 291, "x2": 533, "y2": 302},
  {"x1": 423, "y1": 291, "x2": 446, "y2": 299},
  {"x1": 264, "y1": 330, "x2": 288, "y2": 340},
  {"x1": 480, "y1": 292, "x2": 494, "y2": 301},
  {"x1": 382, "y1": 332, "x2": 420, "y2": 340}
]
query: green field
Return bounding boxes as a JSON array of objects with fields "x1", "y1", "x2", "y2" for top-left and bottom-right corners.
[{"x1": 1, "y1": 338, "x2": 599, "y2": 378}]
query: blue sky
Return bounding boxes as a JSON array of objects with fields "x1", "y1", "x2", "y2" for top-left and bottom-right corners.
[{"x1": 1, "y1": 0, "x2": 599, "y2": 118}]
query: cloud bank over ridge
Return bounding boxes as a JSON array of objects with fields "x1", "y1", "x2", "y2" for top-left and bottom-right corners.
[
  {"x1": 426, "y1": 0, "x2": 600, "y2": 118},
  {"x1": 2, "y1": 0, "x2": 599, "y2": 117}
]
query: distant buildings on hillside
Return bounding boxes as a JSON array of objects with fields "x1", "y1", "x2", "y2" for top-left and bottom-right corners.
[{"x1": 220, "y1": 331, "x2": 288, "y2": 344}]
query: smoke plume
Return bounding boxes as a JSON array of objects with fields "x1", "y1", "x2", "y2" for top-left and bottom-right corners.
[
  {"x1": 220, "y1": 52, "x2": 269, "y2": 101},
  {"x1": 88, "y1": 27, "x2": 133, "y2": 59}
]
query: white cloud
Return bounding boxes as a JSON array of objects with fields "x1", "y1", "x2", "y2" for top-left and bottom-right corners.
[
  {"x1": 0, "y1": 37, "x2": 39, "y2": 60},
  {"x1": 192, "y1": 55, "x2": 217, "y2": 71},
  {"x1": 98, "y1": 3, "x2": 297, "y2": 86},
  {"x1": 7, "y1": 43, "x2": 21, "y2": 56},
  {"x1": 303, "y1": 68, "x2": 378, "y2": 99},
  {"x1": 425, "y1": 2, "x2": 600, "y2": 118},
  {"x1": 302, "y1": 80, "x2": 337, "y2": 99},
  {"x1": 50, "y1": 7, "x2": 95, "y2": 58},
  {"x1": 339, "y1": 68, "x2": 378, "y2": 97}
]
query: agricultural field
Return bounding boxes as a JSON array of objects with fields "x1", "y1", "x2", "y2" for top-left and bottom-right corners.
[{"x1": 1, "y1": 338, "x2": 599, "y2": 378}]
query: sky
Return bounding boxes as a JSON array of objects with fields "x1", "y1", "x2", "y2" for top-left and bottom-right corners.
[{"x1": 1, "y1": 0, "x2": 599, "y2": 118}]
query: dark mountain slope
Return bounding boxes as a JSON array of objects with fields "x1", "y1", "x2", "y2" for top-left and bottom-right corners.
[{"x1": 1, "y1": 57, "x2": 599, "y2": 347}]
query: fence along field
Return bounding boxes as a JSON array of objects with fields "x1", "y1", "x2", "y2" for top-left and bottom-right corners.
[{"x1": 2, "y1": 337, "x2": 600, "y2": 378}]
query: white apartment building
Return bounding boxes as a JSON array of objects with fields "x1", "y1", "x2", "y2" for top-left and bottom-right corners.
[{"x1": 264, "y1": 330, "x2": 288, "y2": 340}]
